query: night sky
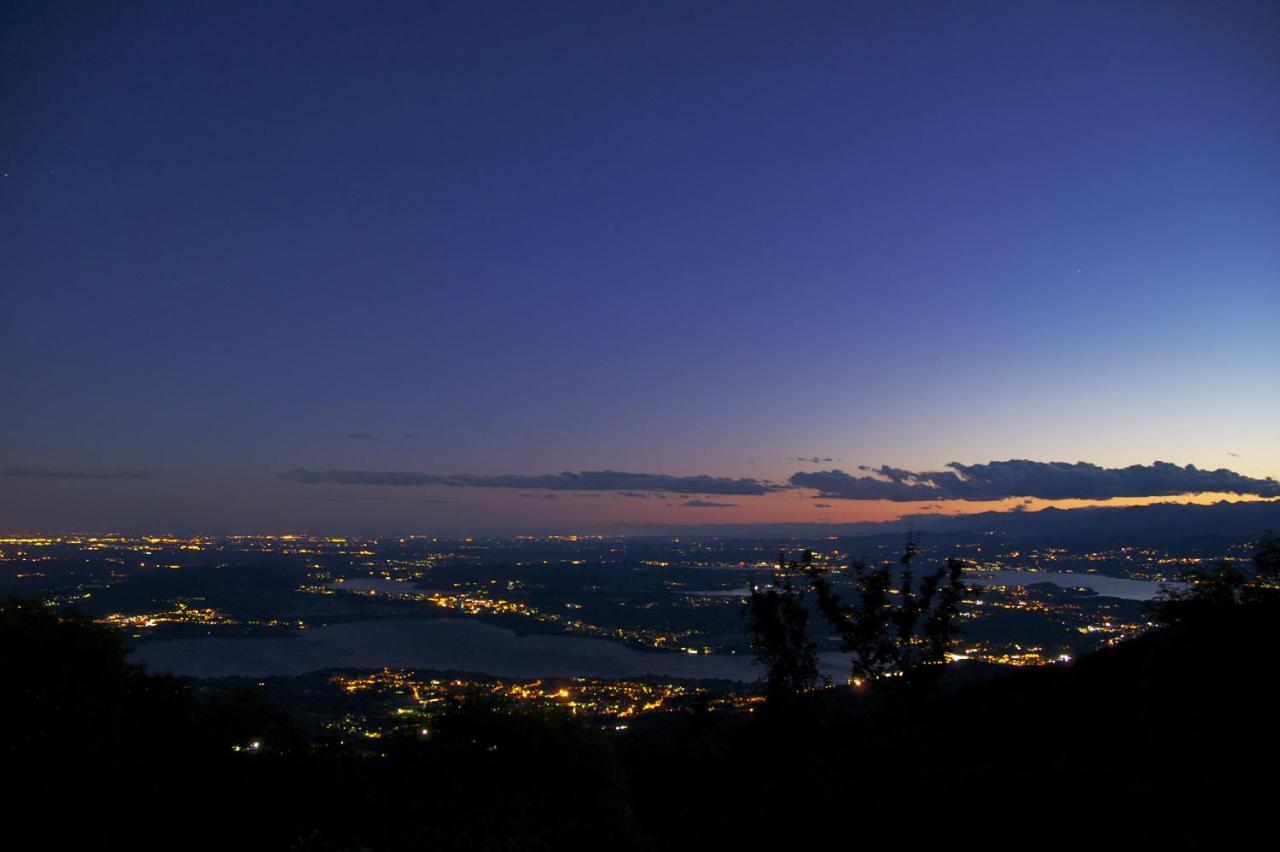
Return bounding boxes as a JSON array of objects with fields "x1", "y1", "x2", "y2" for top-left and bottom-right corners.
[{"x1": 3, "y1": 1, "x2": 1278, "y2": 533}]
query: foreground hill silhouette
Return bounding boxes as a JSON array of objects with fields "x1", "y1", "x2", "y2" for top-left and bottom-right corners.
[{"x1": 4, "y1": 591, "x2": 1275, "y2": 850}]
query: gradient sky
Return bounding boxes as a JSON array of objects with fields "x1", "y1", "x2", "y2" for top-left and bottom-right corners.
[{"x1": 2, "y1": 1, "x2": 1278, "y2": 533}]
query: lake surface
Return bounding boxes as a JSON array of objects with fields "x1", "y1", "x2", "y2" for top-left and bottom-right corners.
[
  {"x1": 134, "y1": 568, "x2": 1178, "y2": 681},
  {"x1": 132, "y1": 617, "x2": 854, "y2": 682},
  {"x1": 326, "y1": 578, "x2": 433, "y2": 594},
  {"x1": 967, "y1": 570, "x2": 1180, "y2": 601},
  {"x1": 688, "y1": 570, "x2": 1180, "y2": 601},
  {"x1": 330, "y1": 571, "x2": 1178, "y2": 602}
]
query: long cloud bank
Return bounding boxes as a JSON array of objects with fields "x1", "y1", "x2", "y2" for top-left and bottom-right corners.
[
  {"x1": 279, "y1": 468, "x2": 781, "y2": 496},
  {"x1": 789, "y1": 460, "x2": 1280, "y2": 501},
  {"x1": 279, "y1": 460, "x2": 1279, "y2": 502}
]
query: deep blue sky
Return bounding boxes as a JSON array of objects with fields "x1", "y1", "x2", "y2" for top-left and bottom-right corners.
[{"x1": 2, "y1": 1, "x2": 1278, "y2": 532}]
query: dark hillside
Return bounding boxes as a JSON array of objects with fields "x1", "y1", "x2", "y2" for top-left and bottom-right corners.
[{"x1": 4, "y1": 596, "x2": 1274, "y2": 849}]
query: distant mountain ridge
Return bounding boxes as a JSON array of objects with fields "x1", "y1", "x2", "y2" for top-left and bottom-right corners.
[{"x1": 589, "y1": 499, "x2": 1280, "y2": 543}]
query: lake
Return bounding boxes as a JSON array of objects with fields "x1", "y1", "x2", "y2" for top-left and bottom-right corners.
[
  {"x1": 966, "y1": 569, "x2": 1181, "y2": 601},
  {"x1": 131, "y1": 616, "x2": 855, "y2": 682},
  {"x1": 326, "y1": 577, "x2": 435, "y2": 594},
  {"x1": 688, "y1": 570, "x2": 1181, "y2": 601}
]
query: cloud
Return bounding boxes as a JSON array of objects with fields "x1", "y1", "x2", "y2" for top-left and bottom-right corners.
[
  {"x1": 788, "y1": 467, "x2": 940, "y2": 501},
  {"x1": 682, "y1": 499, "x2": 738, "y2": 508},
  {"x1": 343, "y1": 432, "x2": 378, "y2": 441},
  {"x1": 279, "y1": 468, "x2": 780, "y2": 496},
  {"x1": 791, "y1": 456, "x2": 836, "y2": 464},
  {"x1": 812, "y1": 502, "x2": 832, "y2": 509},
  {"x1": 3, "y1": 466, "x2": 163, "y2": 481},
  {"x1": 789, "y1": 460, "x2": 1280, "y2": 502}
]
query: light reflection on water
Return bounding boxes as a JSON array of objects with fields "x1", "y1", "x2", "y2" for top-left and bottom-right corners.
[
  {"x1": 965, "y1": 569, "x2": 1182, "y2": 601},
  {"x1": 135, "y1": 570, "x2": 1180, "y2": 681},
  {"x1": 686, "y1": 569, "x2": 1181, "y2": 602},
  {"x1": 132, "y1": 617, "x2": 855, "y2": 682}
]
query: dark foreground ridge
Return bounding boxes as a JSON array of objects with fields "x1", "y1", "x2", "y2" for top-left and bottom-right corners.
[{"x1": 4, "y1": 589, "x2": 1275, "y2": 851}]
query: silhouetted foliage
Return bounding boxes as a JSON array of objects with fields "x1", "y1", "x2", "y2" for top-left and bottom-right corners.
[
  {"x1": 1254, "y1": 532, "x2": 1280, "y2": 577},
  {"x1": 1, "y1": 597, "x2": 194, "y2": 760},
  {"x1": 1152, "y1": 534, "x2": 1280, "y2": 623},
  {"x1": 6, "y1": 576, "x2": 1280, "y2": 850},
  {"x1": 742, "y1": 549, "x2": 822, "y2": 707},
  {"x1": 0, "y1": 598, "x2": 645, "y2": 851},
  {"x1": 809, "y1": 535, "x2": 971, "y2": 699},
  {"x1": 1, "y1": 599, "x2": 205, "y2": 846}
]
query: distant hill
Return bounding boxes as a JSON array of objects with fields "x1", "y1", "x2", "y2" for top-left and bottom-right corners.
[{"x1": 591, "y1": 499, "x2": 1280, "y2": 545}]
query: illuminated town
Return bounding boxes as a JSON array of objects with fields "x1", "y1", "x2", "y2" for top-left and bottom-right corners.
[
  {"x1": 1, "y1": 529, "x2": 1249, "y2": 732},
  {"x1": 313, "y1": 669, "x2": 766, "y2": 739}
]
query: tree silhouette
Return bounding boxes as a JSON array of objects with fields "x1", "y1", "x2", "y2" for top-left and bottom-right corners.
[
  {"x1": 1253, "y1": 532, "x2": 1280, "y2": 578},
  {"x1": 808, "y1": 535, "x2": 970, "y2": 699},
  {"x1": 742, "y1": 549, "x2": 822, "y2": 706},
  {"x1": 1152, "y1": 533, "x2": 1280, "y2": 623}
]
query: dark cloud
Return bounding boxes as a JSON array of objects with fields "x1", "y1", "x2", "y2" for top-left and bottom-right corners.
[
  {"x1": 279, "y1": 468, "x2": 780, "y2": 496},
  {"x1": 682, "y1": 499, "x2": 738, "y2": 508},
  {"x1": 3, "y1": 466, "x2": 163, "y2": 480},
  {"x1": 343, "y1": 432, "x2": 378, "y2": 441},
  {"x1": 789, "y1": 467, "x2": 940, "y2": 501},
  {"x1": 616, "y1": 492, "x2": 652, "y2": 499},
  {"x1": 790, "y1": 460, "x2": 1280, "y2": 502},
  {"x1": 812, "y1": 502, "x2": 832, "y2": 509},
  {"x1": 791, "y1": 456, "x2": 836, "y2": 464}
]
